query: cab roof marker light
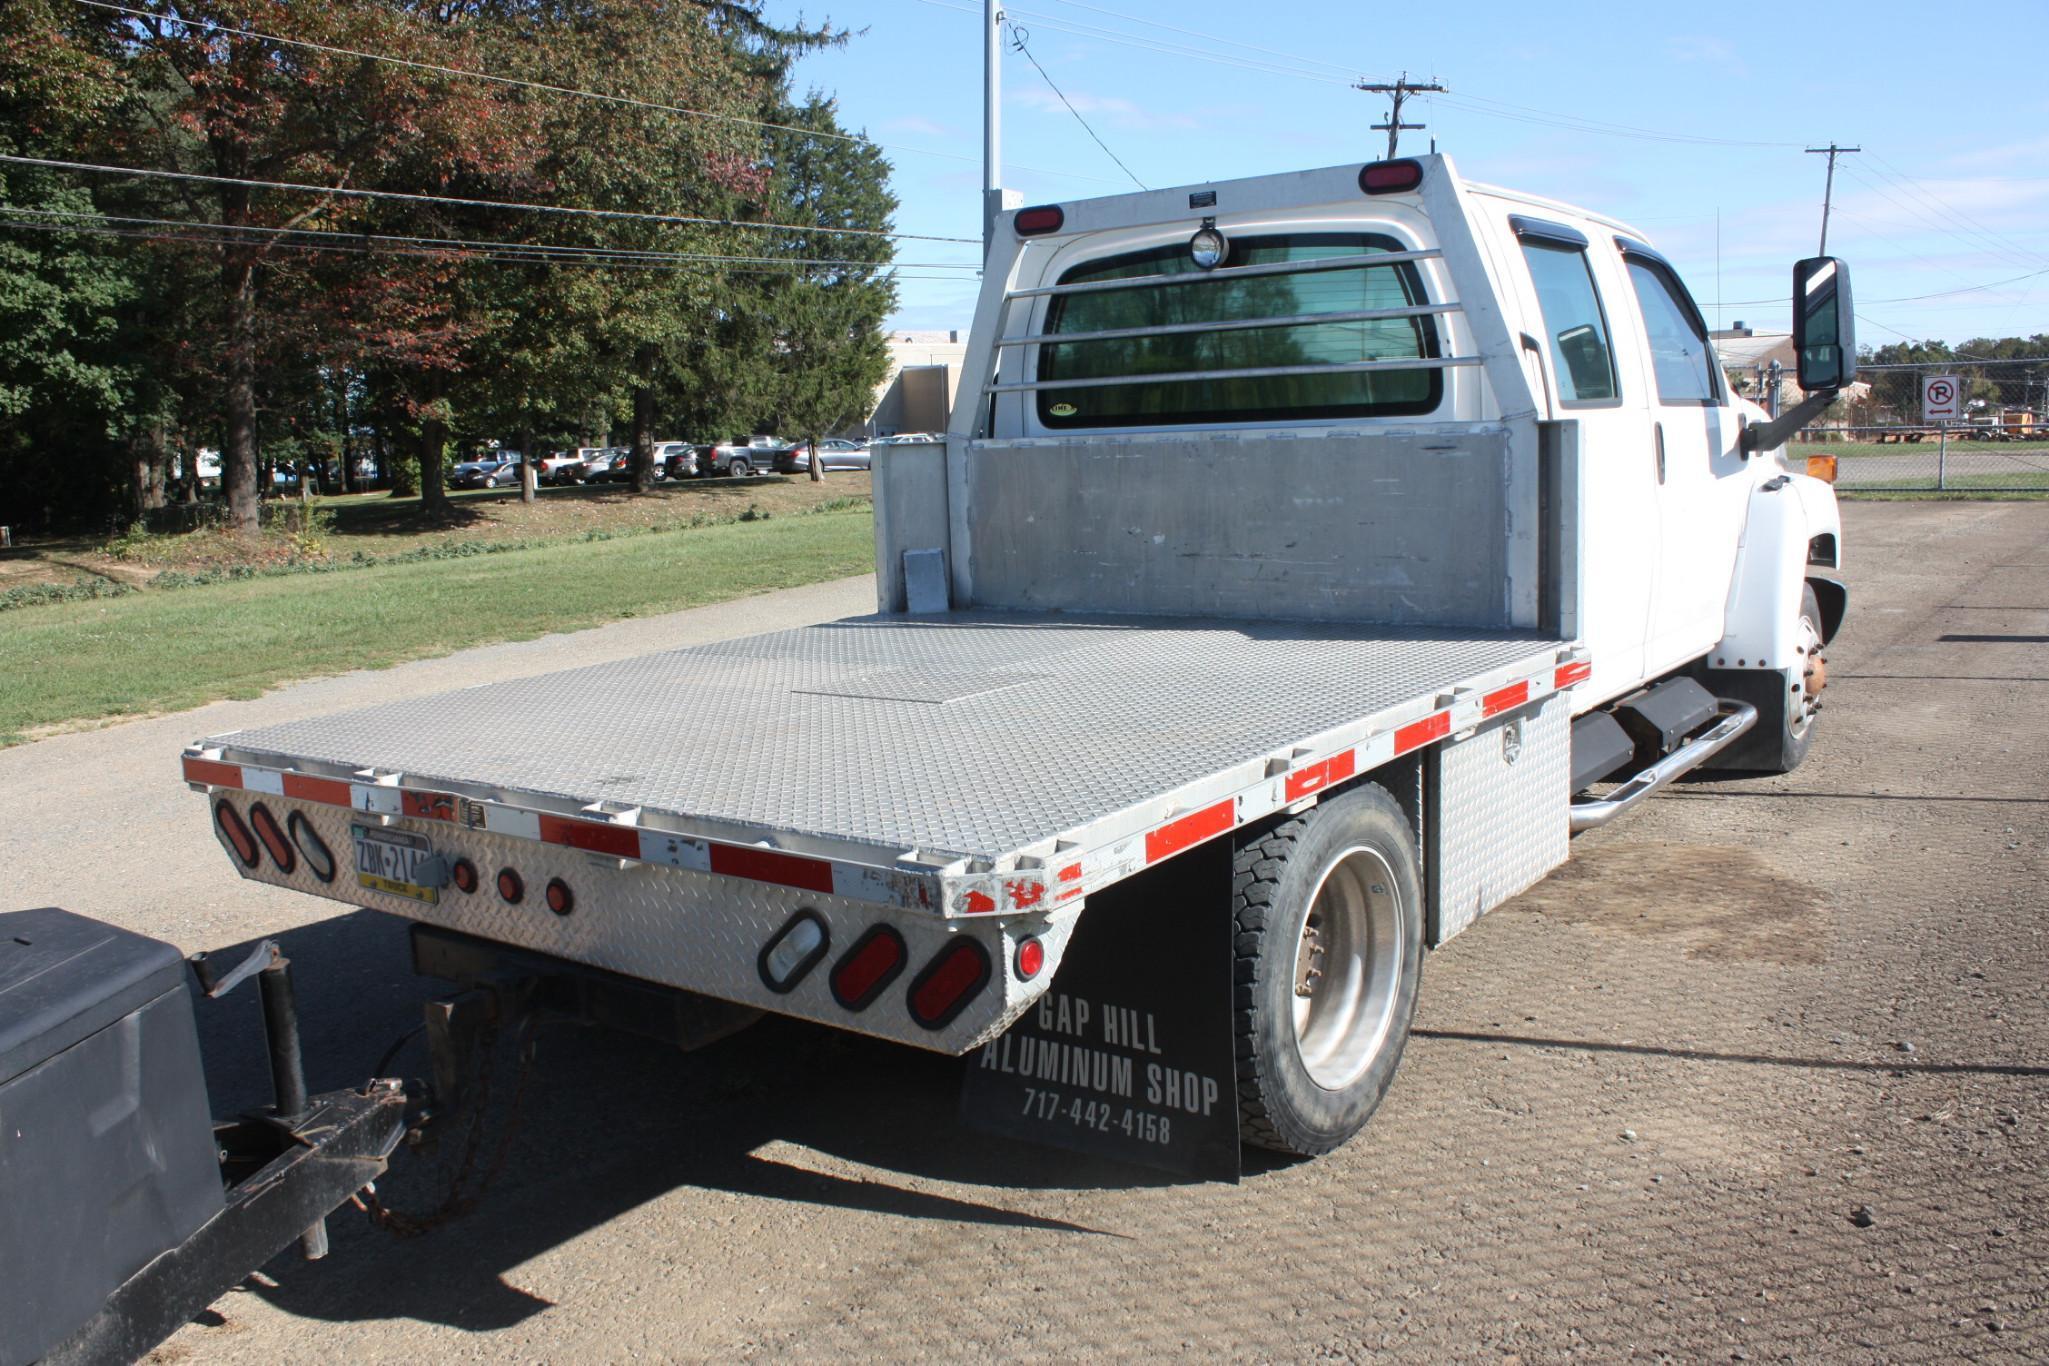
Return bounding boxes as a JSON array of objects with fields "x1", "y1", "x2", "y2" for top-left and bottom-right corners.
[
  {"x1": 758, "y1": 909, "x2": 831, "y2": 994},
  {"x1": 286, "y1": 810, "x2": 335, "y2": 884},
  {"x1": 1359, "y1": 159, "x2": 1424, "y2": 195},
  {"x1": 1014, "y1": 205, "x2": 1065, "y2": 236}
]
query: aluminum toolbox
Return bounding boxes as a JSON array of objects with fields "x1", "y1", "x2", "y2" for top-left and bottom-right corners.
[{"x1": 0, "y1": 908, "x2": 223, "y2": 1366}]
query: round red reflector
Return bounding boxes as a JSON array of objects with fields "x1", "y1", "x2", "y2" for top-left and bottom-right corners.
[
  {"x1": 1014, "y1": 204, "x2": 1065, "y2": 236},
  {"x1": 248, "y1": 803, "x2": 296, "y2": 874},
  {"x1": 1015, "y1": 936, "x2": 1045, "y2": 980},
  {"x1": 451, "y1": 859, "x2": 478, "y2": 894},
  {"x1": 214, "y1": 800, "x2": 259, "y2": 868},
  {"x1": 1359, "y1": 159, "x2": 1424, "y2": 195},
  {"x1": 545, "y1": 878, "x2": 574, "y2": 916},
  {"x1": 496, "y1": 868, "x2": 523, "y2": 904}
]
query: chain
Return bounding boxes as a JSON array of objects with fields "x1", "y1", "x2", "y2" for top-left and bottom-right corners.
[{"x1": 352, "y1": 1017, "x2": 537, "y2": 1238}]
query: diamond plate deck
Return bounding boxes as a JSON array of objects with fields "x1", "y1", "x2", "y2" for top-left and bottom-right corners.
[{"x1": 207, "y1": 613, "x2": 1559, "y2": 866}]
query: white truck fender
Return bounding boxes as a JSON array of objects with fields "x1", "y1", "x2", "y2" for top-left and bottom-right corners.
[{"x1": 1713, "y1": 472, "x2": 1841, "y2": 673}]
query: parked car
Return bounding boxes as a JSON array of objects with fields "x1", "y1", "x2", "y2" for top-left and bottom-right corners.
[
  {"x1": 655, "y1": 441, "x2": 697, "y2": 479},
  {"x1": 575, "y1": 448, "x2": 623, "y2": 483},
  {"x1": 774, "y1": 438, "x2": 871, "y2": 474},
  {"x1": 541, "y1": 447, "x2": 606, "y2": 485},
  {"x1": 450, "y1": 457, "x2": 518, "y2": 489},
  {"x1": 593, "y1": 445, "x2": 678, "y2": 484},
  {"x1": 700, "y1": 436, "x2": 789, "y2": 478},
  {"x1": 870, "y1": 432, "x2": 943, "y2": 449}
]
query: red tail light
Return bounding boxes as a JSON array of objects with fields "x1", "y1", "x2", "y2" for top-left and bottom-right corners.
[
  {"x1": 545, "y1": 878, "x2": 574, "y2": 916},
  {"x1": 496, "y1": 868, "x2": 524, "y2": 904},
  {"x1": 287, "y1": 811, "x2": 336, "y2": 883},
  {"x1": 215, "y1": 800, "x2": 259, "y2": 868},
  {"x1": 451, "y1": 858, "x2": 479, "y2": 894},
  {"x1": 248, "y1": 803, "x2": 295, "y2": 874},
  {"x1": 1359, "y1": 159, "x2": 1424, "y2": 195},
  {"x1": 1015, "y1": 936, "x2": 1046, "y2": 981},
  {"x1": 1014, "y1": 204, "x2": 1065, "y2": 236},
  {"x1": 909, "y1": 938, "x2": 993, "y2": 1031},
  {"x1": 830, "y1": 926, "x2": 907, "y2": 1011}
]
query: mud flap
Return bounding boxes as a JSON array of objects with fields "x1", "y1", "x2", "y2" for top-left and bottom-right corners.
[{"x1": 960, "y1": 839, "x2": 1241, "y2": 1183}]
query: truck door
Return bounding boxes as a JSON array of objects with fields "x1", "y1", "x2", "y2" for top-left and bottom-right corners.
[
  {"x1": 1508, "y1": 218, "x2": 1651, "y2": 701},
  {"x1": 1619, "y1": 244, "x2": 1748, "y2": 675}
]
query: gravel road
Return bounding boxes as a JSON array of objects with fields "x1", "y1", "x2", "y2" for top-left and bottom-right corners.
[{"x1": 3, "y1": 504, "x2": 2042, "y2": 1362}]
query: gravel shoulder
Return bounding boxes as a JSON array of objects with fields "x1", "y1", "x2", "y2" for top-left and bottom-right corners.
[{"x1": 1, "y1": 505, "x2": 2042, "y2": 1362}]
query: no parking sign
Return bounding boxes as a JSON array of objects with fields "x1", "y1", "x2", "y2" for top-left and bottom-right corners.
[{"x1": 1922, "y1": 374, "x2": 1962, "y2": 423}]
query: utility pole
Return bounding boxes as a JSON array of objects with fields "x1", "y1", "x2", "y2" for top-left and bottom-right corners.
[
  {"x1": 1355, "y1": 72, "x2": 1446, "y2": 160},
  {"x1": 983, "y1": 0, "x2": 1005, "y2": 255},
  {"x1": 1805, "y1": 143, "x2": 1859, "y2": 255}
]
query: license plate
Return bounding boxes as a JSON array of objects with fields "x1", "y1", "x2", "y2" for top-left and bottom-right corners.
[{"x1": 354, "y1": 826, "x2": 439, "y2": 905}]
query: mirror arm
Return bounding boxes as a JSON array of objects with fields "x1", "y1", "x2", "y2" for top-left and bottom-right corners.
[{"x1": 1740, "y1": 386, "x2": 1839, "y2": 454}]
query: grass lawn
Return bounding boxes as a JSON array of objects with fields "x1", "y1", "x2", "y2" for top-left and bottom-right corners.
[{"x1": 0, "y1": 506, "x2": 874, "y2": 745}]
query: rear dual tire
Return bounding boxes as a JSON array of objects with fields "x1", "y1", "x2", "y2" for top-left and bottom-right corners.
[{"x1": 1233, "y1": 784, "x2": 1423, "y2": 1157}]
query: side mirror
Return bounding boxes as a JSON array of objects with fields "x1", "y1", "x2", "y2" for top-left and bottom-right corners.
[{"x1": 1793, "y1": 257, "x2": 1856, "y2": 392}]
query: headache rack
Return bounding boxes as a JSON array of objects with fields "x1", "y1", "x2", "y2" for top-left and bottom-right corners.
[{"x1": 966, "y1": 243, "x2": 1483, "y2": 425}]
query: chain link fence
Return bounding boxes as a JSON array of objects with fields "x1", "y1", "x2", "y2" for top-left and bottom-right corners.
[{"x1": 1778, "y1": 359, "x2": 2049, "y2": 492}]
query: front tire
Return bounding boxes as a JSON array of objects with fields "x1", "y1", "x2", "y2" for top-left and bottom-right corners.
[
  {"x1": 1233, "y1": 784, "x2": 1423, "y2": 1157},
  {"x1": 1703, "y1": 583, "x2": 1825, "y2": 775}
]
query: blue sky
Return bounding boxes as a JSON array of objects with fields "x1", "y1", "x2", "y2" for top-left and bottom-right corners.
[{"x1": 774, "y1": 0, "x2": 2049, "y2": 348}]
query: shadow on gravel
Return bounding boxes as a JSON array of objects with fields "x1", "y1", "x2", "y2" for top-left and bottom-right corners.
[
  {"x1": 184, "y1": 908, "x2": 1146, "y2": 1335},
  {"x1": 1414, "y1": 1028, "x2": 2049, "y2": 1077}
]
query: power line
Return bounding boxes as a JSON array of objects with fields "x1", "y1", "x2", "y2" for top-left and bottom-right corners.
[
  {"x1": 72, "y1": 0, "x2": 1118, "y2": 188},
  {"x1": 1861, "y1": 151, "x2": 2048, "y2": 270},
  {"x1": 1028, "y1": 0, "x2": 1363, "y2": 81},
  {"x1": 0, "y1": 205, "x2": 981, "y2": 269},
  {"x1": 0, "y1": 215, "x2": 976, "y2": 277},
  {"x1": 0, "y1": 152, "x2": 979, "y2": 243},
  {"x1": 914, "y1": 0, "x2": 1357, "y2": 88},
  {"x1": 1429, "y1": 91, "x2": 1800, "y2": 149},
  {"x1": 1006, "y1": 23, "x2": 1146, "y2": 191}
]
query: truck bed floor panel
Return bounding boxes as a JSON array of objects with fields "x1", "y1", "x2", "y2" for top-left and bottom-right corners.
[{"x1": 209, "y1": 613, "x2": 1557, "y2": 864}]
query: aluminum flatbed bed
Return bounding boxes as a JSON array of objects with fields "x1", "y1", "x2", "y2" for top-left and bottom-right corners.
[{"x1": 200, "y1": 612, "x2": 1569, "y2": 896}]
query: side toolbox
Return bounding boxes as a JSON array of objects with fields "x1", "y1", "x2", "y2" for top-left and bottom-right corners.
[{"x1": 0, "y1": 908, "x2": 223, "y2": 1366}]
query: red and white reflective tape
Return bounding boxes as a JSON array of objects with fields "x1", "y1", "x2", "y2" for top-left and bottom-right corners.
[
  {"x1": 1051, "y1": 648, "x2": 1590, "y2": 901},
  {"x1": 182, "y1": 753, "x2": 935, "y2": 913},
  {"x1": 185, "y1": 648, "x2": 1588, "y2": 922}
]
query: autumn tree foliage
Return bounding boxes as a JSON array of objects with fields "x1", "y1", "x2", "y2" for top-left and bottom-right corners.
[{"x1": 1, "y1": 0, "x2": 903, "y2": 534}]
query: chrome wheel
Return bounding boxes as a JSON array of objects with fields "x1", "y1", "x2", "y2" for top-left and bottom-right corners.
[
  {"x1": 1790, "y1": 607, "x2": 1824, "y2": 740},
  {"x1": 1291, "y1": 845, "x2": 1406, "y2": 1091}
]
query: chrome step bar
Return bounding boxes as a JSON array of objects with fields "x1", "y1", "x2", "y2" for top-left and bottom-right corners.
[{"x1": 1568, "y1": 702, "x2": 1758, "y2": 834}]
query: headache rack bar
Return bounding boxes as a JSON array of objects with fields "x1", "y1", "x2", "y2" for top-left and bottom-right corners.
[
  {"x1": 988, "y1": 354, "x2": 1481, "y2": 395},
  {"x1": 1003, "y1": 248, "x2": 1443, "y2": 301},
  {"x1": 994, "y1": 302, "x2": 1462, "y2": 349}
]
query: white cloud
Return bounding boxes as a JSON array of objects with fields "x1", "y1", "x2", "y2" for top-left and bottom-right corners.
[
  {"x1": 1011, "y1": 87, "x2": 1195, "y2": 131},
  {"x1": 884, "y1": 116, "x2": 957, "y2": 139}
]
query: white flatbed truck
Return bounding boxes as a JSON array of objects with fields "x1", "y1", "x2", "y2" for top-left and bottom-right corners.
[{"x1": 181, "y1": 154, "x2": 1854, "y2": 1171}]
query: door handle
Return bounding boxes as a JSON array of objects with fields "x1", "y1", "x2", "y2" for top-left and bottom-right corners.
[{"x1": 1654, "y1": 421, "x2": 1666, "y2": 484}]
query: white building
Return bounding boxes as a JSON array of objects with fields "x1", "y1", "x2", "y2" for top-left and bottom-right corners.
[{"x1": 868, "y1": 330, "x2": 968, "y2": 436}]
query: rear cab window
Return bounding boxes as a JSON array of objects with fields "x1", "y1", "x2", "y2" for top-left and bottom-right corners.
[{"x1": 1035, "y1": 233, "x2": 1443, "y2": 428}]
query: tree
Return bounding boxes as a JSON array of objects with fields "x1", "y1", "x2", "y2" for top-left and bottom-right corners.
[
  {"x1": 39, "y1": 1, "x2": 525, "y2": 533},
  {"x1": 690, "y1": 95, "x2": 894, "y2": 477},
  {"x1": 0, "y1": 0, "x2": 139, "y2": 531}
]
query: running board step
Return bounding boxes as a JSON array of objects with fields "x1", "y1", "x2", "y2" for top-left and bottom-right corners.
[{"x1": 1568, "y1": 703, "x2": 1759, "y2": 833}]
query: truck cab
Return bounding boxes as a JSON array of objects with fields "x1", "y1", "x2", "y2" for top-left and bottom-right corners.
[{"x1": 895, "y1": 153, "x2": 1845, "y2": 775}]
